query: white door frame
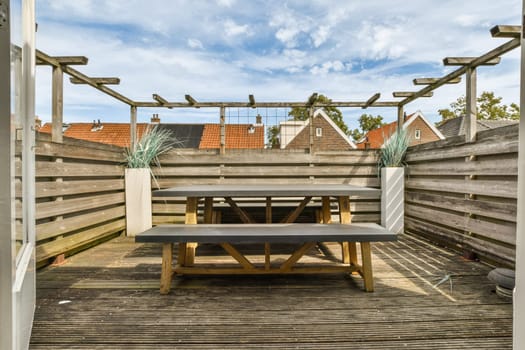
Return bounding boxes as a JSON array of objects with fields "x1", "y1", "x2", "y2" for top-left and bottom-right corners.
[{"x1": 0, "y1": 1, "x2": 36, "y2": 349}]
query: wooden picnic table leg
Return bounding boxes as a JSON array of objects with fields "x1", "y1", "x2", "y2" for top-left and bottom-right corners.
[
  {"x1": 185, "y1": 197, "x2": 198, "y2": 266},
  {"x1": 204, "y1": 197, "x2": 214, "y2": 224},
  {"x1": 160, "y1": 243, "x2": 173, "y2": 294},
  {"x1": 338, "y1": 196, "x2": 357, "y2": 266},
  {"x1": 265, "y1": 197, "x2": 272, "y2": 270},
  {"x1": 360, "y1": 242, "x2": 374, "y2": 292}
]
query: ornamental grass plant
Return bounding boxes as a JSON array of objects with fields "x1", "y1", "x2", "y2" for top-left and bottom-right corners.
[
  {"x1": 378, "y1": 128, "x2": 410, "y2": 168},
  {"x1": 124, "y1": 125, "x2": 176, "y2": 187}
]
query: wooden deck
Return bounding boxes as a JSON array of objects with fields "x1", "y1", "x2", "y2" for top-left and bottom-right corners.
[{"x1": 30, "y1": 234, "x2": 513, "y2": 349}]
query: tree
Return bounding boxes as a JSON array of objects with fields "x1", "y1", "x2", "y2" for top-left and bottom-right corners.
[
  {"x1": 350, "y1": 114, "x2": 385, "y2": 141},
  {"x1": 267, "y1": 125, "x2": 280, "y2": 148},
  {"x1": 288, "y1": 94, "x2": 350, "y2": 135},
  {"x1": 438, "y1": 91, "x2": 519, "y2": 121}
]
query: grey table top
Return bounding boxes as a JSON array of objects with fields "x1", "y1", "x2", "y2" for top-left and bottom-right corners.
[{"x1": 153, "y1": 183, "x2": 381, "y2": 198}]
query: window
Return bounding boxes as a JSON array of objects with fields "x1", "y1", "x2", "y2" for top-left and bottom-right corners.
[
  {"x1": 316, "y1": 127, "x2": 322, "y2": 137},
  {"x1": 415, "y1": 129, "x2": 421, "y2": 140}
]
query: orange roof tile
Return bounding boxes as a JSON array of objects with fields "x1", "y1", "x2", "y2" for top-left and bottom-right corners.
[
  {"x1": 199, "y1": 124, "x2": 264, "y2": 149},
  {"x1": 38, "y1": 122, "x2": 149, "y2": 147},
  {"x1": 356, "y1": 121, "x2": 397, "y2": 149}
]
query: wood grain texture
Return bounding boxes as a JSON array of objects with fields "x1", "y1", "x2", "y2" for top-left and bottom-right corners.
[{"x1": 31, "y1": 234, "x2": 513, "y2": 349}]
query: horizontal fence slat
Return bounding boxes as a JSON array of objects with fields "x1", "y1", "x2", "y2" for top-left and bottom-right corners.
[
  {"x1": 405, "y1": 178, "x2": 517, "y2": 199},
  {"x1": 405, "y1": 203, "x2": 516, "y2": 246},
  {"x1": 36, "y1": 218, "x2": 125, "y2": 264},
  {"x1": 36, "y1": 206, "x2": 125, "y2": 242},
  {"x1": 29, "y1": 161, "x2": 124, "y2": 178},
  {"x1": 32, "y1": 192, "x2": 125, "y2": 220},
  {"x1": 405, "y1": 217, "x2": 515, "y2": 266},
  {"x1": 407, "y1": 158, "x2": 518, "y2": 176},
  {"x1": 35, "y1": 139, "x2": 124, "y2": 162},
  {"x1": 406, "y1": 134, "x2": 518, "y2": 162},
  {"x1": 405, "y1": 191, "x2": 517, "y2": 222},
  {"x1": 34, "y1": 179, "x2": 125, "y2": 198}
]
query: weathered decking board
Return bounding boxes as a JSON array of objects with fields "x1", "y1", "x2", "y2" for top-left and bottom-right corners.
[{"x1": 30, "y1": 234, "x2": 512, "y2": 349}]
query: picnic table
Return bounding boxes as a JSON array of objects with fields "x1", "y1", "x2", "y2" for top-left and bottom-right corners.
[{"x1": 136, "y1": 183, "x2": 396, "y2": 293}]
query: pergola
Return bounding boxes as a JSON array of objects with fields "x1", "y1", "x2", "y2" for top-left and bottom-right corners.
[{"x1": 35, "y1": 25, "x2": 520, "y2": 154}]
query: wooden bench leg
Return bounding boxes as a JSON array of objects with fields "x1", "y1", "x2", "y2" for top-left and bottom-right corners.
[
  {"x1": 160, "y1": 243, "x2": 174, "y2": 294},
  {"x1": 360, "y1": 242, "x2": 374, "y2": 292}
]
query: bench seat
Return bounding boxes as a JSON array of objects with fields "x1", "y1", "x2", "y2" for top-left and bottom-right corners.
[
  {"x1": 136, "y1": 223, "x2": 396, "y2": 244},
  {"x1": 135, "y1": 223, "x2": 396, "y2": 294}
]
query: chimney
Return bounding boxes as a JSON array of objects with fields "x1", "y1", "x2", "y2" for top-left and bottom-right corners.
[
  {"x1": 151, "y1": 113, "x2": 160, "y2": 124},
  {"x1": 34, "y1": 116, "x2": 42, "y2": 130},
  {"x1": 255, "y1": 114, "x2": 262, "y2": 126}
]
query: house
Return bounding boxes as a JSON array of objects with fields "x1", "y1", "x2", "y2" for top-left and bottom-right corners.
[
  {"x1": 37, "y1": 116, "x2": 265, "y2": 149},
  {"x1": 280, "y1": 109, "x2": 356, "y2": 151},
  {"x1": 199, "y1": 124, "x2": 264, "y2": 149},
  {"x1": 356, "y1": 110, "x2": 444, "y2": 149},
  {"x1": 437, "y1": 115, "x2": 519, "y2": 138}
]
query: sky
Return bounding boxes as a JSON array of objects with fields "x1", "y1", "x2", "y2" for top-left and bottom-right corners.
[{"x1": 33, "y1": 0, "x2": 522, "y2": 132}]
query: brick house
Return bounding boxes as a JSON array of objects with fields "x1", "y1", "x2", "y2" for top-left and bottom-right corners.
[
  {"x1": 280, "y1": 109, "x2": 356, "y2": 151},
  {"x1": 356, "y1": 111, "x2": 444, "y2": 149}
]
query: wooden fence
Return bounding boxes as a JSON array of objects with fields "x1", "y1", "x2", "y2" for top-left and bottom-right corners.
[
  {"x1": 152, "y1": 149, "x2": 382, "y2": 225},
  {"x1": 405, "y1": 124, "x2": 518, "y2": 267},
  {"x1": 29, "y1": 133, "x2": 126, "y2": 267}
]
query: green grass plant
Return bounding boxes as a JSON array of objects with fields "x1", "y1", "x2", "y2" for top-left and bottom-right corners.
[{"x1": 378, "y1": 128, "x2": 410, "y2": 168}]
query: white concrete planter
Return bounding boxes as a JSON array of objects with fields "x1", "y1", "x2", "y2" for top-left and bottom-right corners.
[
  {"x1": 381, "y1": 167, "x2": 404, "y2": 234},
  {"x1": 125, "y1": 168, "x2": 152, "y2": 237}
]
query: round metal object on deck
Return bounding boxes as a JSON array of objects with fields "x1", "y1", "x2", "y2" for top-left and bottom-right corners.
[{"x1": 487, "y1": 268, "x2": 515, "y2": 298}]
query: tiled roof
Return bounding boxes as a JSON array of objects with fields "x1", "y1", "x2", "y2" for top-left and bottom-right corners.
[
  {"x1": 356, "y1": 121, "x2": 397, "y2": 149},
  {"x1": 437, "y1": 116, "x2": 518, "y2": 138},
  {"x1": 38, "y1": 122, "x2": 149, "y2": 147},
  {"x1": 199, "y1": 124, "x2": 264, "y2": 149},
  {"x1": 39, "y1": 122, "x2": 265, "y2": 149}
]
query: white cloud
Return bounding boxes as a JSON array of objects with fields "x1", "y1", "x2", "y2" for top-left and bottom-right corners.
[
  {"x1": 224, "y1": 19, "x2": 252, "y2": 37},
  {"x1": 216, "y1": 0, "x2": 235, "y2": 7},
  {"x1": 311, "y1": 25, "x2": 331, "y2": 48},
  {"x1": 187, "y1": 38, "x2": 203, "y2": 50}
]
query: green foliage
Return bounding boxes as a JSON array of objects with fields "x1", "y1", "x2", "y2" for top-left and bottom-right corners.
[
  {"x1": 378, "y1": 128, "x2": 410, "y2": 168},
  {"x1": 288, "y1": 94, "x2": 350, "y2": 135},
  {"x1": 350, "y1": 114, "x2": 385, "y2": 141},
  {"x1": 125, "y1": 125, "x2": 175, "y2": 169},
  {"x1": 438, "y1": 91, "x2": 520, "y2": 121},
  {"x1": 267, "y1": 125, "x2": 280, "y2": 148}
]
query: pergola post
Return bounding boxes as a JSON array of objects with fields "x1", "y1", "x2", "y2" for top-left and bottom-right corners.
[
  {"x1": 51, "y1": 65, "x2": 63, "y2": 143},
  {"x1": 465, "y1": 67, "x2": 477, "y2": 142},
  {"x1": 130, "y1": 105, "x2": 137, "y2": 150},
  {"x1": 397, "y1": 105, "x2": 404, "y2": 132},
  {"x1": 514, "y1": 4, "x2": 525, "y2": 348},
  {"x1": 308, "y1": 107, "x2": 315, "y2": 153},
  {"x1": 220, "y1": 106, "x2": 226, "y2": 155}
]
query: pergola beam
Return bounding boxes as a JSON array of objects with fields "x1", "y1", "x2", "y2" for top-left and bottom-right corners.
[
  {"x1": 133, "y1": 101, "x2": 400, "y2": 108},
  {"x1": 443, "y1": 57, "x2": 501, "y2": 66},
  {"x1": 393, "y1": 91, "x2": 433, "y2": 98},
  {"x1": 491, "y1": 25, "x2": 521, "y2": 38},
  {"x1": 36, "y1": 56, "x2": 88, "y2": 66},
  {"x1": 400, "y1": 35, "x2": 520, "y2": 106},
  {"x1": 185, "y1": 94, "x2": 198, "y2": 106},
  {"x1": 362, "y1": 93, "x2": 380, "y2": 109},
  {"x1": 413, "y1": 77, "x2": 461, "y2": 85},
  {"x1": 70, "y1": 77, "x2": 120, "y2": 85},
  {"x1": 36, "y1": 49, "x2": 135, "y2": 106}
]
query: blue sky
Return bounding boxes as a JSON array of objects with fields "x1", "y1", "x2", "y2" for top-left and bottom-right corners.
[{"x1": 34, "y1": 0, "x2": 522, "y2": 131}]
